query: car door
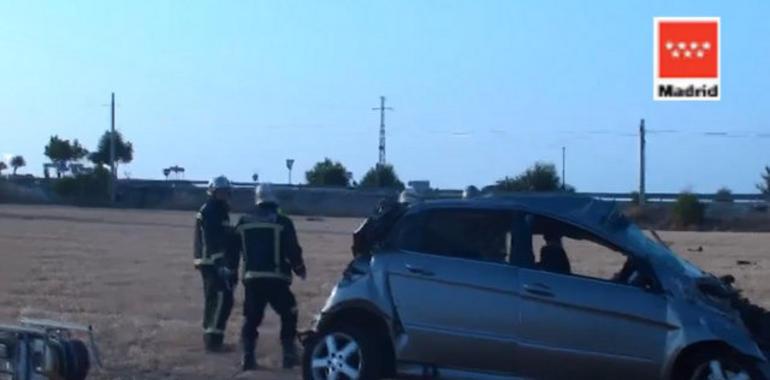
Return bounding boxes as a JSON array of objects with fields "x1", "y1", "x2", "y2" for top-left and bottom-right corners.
[
  {"x1": 381, "y1": 208, "x2": 526, "y2": 375},
  {"x1": 515, "y1": 216, "x2": 672, "y2": 379}
]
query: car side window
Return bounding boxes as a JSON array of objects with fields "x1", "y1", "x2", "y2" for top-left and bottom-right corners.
[
  {"x1": 526, "y1": 213, "x2": 657, "y2": 290},
  {"x1": 395, "y1": 209, "x2": 513, "y2": 263}
]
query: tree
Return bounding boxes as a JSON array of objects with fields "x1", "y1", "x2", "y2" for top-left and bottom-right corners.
[
  {"x1": 359, "y1": 164, "x2": 405, "y2": 190},
  {"x1": 758, "y1": 166, "x2": 770, "y2": 195},
  {"x1": 305, "y1": 158, "x2": 350, "y2": 187},
  {"x1": 496, "y1": 162, "x2": 568, "y2": 192},
  {"x1": 89, "y1": 130, "x2": 134, "y2": 172},
  {"x1": 44, "y1": 135, "x2": 89, "y2": 178},
  {"x1": 71, "y1": 139, "x2": 88, "y2": 160},
  {"x1": 0, "y1": 162, "x2": 6, "y2": 176},
  {"x1": 10, "y1": 155, "x2": 26, "y2": 175}
]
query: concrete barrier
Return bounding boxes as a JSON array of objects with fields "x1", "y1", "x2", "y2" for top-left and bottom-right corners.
[
  {"x1": 0, "y1": 179, "x2": 57, "y2": 204},
  {"x1": 3, "y1": 177, "x2": 770, "y2": 226},
  {"x1": 114, "y1": 182, "x2": 398, "y2": 217}
]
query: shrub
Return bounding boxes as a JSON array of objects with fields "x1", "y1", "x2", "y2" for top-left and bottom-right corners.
[
  {"x1": 672, "y1": 192, "x2": 705, "y2": 227},
  {"x1": 714, "y1": 187, "x2": 734, "y2": 203},
  {"x1": 359, "y1": 164, "x2": 405, "y2": 190},
  {"x1": 52, "y1": 167, "x2": 110, "y2": 203},
  {"x1": 630, "y1": 191, "x2": 640, "y2": 205},
  {"x1": 305, "y1": 158, "x2": 351, "y2": 187},
  {"x1": 496, "y1": 162, "x2": 569, "y2": 192}
]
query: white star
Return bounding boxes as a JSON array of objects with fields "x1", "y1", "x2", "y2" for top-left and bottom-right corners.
[
  {"x1": 672, "y1": 50, "x2": 680, "y2": 58},
  {"x1": 684, "y1": 50, "x2": 692, "y2": 58},
  {"x1": 665, "y1": 41, "x2": 674, "y2": 50},
  {"x1": 678, "y1": 42, "x2": 687, "y2": 50},
  {"x1": 690, "y1": 41, "x2": 699, "y2": 50},
  {"x1": 702, "y1": 41, "x2": 711, "y2": 50},
  {"x1": 696, "y1": 50, "x2": 704, "y2": 58}
]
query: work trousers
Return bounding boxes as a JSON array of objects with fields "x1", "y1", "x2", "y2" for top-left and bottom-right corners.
[
  {"x1": 200, "y1": 265, "x2": 234, "y2": 348},
  {"x1": 241, "y1": 278, "x2": 298, "y2": 353}
]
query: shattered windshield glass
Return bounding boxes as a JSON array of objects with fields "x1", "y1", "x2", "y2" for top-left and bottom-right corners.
[{"x1": 624, "y1": 224, "x2": 705, "y2": 278}]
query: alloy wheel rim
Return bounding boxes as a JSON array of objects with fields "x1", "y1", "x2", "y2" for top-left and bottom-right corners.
[
  {"x1": 310, "y1": 332, "x2": 363, "y2": 380},
  {"x1": 700, "y1": 359, "x2": 751, "y2": 380}
]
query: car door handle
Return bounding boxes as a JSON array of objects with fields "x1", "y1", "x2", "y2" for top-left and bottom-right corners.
[
  {"x1": 523, "y1": 283, "x2": 554, "y2": 298},
  {"x1": 405, "y1": 264, "x2": 435, "y2": 277}
]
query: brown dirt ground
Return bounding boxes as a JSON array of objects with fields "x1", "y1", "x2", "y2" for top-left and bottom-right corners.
[{"x1": 1, "y1": 205, "x2": 769, "y2": 379}]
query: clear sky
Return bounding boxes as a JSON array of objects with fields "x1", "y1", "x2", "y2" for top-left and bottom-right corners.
[{"x1": 1, "y1": 1, "x2": 768, "y2": 192}]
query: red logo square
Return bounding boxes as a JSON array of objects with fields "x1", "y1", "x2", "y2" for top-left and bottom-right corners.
[{"x1": 658, "y1": 20, "x2": 718, "y2": 78}]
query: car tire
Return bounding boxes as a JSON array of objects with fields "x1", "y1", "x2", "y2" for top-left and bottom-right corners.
[
  {"x1": 302, "y1": 326, "x2": 382, "y2": 380},
  {"x1": 67, "y1": 339, "x2": 91, "y2": 380},
  {"x1": 58, "y1": 339, "x2": 75, "y2": 380},
  {"x1": 683, "y1": 351, "x2": 765, "y2": 380}
]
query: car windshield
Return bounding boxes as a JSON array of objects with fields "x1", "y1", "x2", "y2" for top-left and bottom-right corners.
[{"x1": 623, "y1": 224, "x2": 705, "y2": 278}]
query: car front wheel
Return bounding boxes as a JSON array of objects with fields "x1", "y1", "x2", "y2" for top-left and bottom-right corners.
[
  {"x1": 686, "y1": 353, "x2": 764, "y2": 380},
  {"x1": 302, "y1": 326, "x2": 381, "y2": 380}
]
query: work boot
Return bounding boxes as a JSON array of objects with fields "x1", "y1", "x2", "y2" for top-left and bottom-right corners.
[
  {"x1": 204, "y1": 334, "x2": 224, "y2": 353},
  {"x1": 282, "y1": 340, "x2": 299, "y2": 369},
  {"x1": 241, "y1": 352, "x2": 257, "y2": 371},
  {"x1": 241, "y1": 337, "x2": 257, "y2": 371}
]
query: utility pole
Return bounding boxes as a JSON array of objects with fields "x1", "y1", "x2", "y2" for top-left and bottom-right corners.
[
  {"x1": 562, "y1": 146, "x2": 566, "y2": 191},
  {"x1": 372, "y1": 96, "x2": 393, "y2": 166},
  {"x1": 110, "y1": 92, "x2": 116, "y2": 204},
  {"x1": 639, "y1": 119, "x2": 647, "y2": 206},
  {"x1": 286, "y1": 159, "x2": 295, "y2": 185}
]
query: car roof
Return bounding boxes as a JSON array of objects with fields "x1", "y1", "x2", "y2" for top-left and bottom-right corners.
[{"x1": 408, "y1": 193, "x2": 626, "y2": 235}]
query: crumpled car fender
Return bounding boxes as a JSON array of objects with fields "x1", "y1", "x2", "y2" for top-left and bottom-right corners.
[{"x1": 698, "y1": 314, "x2": 767, "y2": 362}]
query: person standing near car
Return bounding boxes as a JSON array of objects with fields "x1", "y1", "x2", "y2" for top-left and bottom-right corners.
[
  {"x1": 234, "y1": 183, "x2": 306, "y2": 371},
  {"x1": 193, "y1": 175, "x2": 238, "y2": 352}
]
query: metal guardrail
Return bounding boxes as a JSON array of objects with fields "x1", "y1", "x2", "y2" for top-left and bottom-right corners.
[{"x1": 583, "y1": 192, "x2": 767, "y2": 203}]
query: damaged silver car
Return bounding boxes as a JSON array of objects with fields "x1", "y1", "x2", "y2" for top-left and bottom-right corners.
[
  {"x1": 301, "y1": 195, "x2": 770, "y2": 380},
  {"x1": 0, "y1": 318, "x2": 100, "y2": 380}
]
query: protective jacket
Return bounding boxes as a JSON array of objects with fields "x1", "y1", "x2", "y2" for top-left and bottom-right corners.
[
  {"x1": 234, "y1": 205, "x2": 305, "y2": 282},
  {"x1": 194, "y1": 198, "x2": 233, "y2": 267}
]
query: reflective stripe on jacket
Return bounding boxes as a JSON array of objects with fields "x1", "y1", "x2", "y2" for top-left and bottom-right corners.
[
  {"x1": 194, "y1": 198, "x2": 232, "y2": 266},
  {"x1": 234, "y1": 206, "x2": 304, "y2": 282}
]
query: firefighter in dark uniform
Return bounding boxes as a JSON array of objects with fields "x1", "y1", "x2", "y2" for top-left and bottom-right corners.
[
  {"x1": 234, "y1": 183, "x2": 306, "y2": 370},
  {"x1": 193, "y1": 175, "x2": 238, "y2": 352}
]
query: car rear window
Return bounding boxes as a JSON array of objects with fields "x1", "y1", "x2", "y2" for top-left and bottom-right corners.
[{"x1": 394, "y1": 209, "x2": 513, "y2": 262}]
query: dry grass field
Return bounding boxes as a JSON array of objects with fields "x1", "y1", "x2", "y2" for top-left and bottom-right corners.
[{"x1": 1, "y1": 204, "x2": 769, "y2": 379}]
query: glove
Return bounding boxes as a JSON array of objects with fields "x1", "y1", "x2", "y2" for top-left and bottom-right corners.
[
  {"x1": 293, "y1": 264, "x2": 307, "y2": 280},
  {"x1": 228, "y1": 271, "x2": 238, "y2": 289},
  {"x1": 217, "y1": 266, "x2": 237, "y2": 290}
]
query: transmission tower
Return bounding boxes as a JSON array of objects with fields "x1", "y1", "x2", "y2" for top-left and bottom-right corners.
[{"x1": 372, "y1": 96, "x2": 393, "y2": 165}]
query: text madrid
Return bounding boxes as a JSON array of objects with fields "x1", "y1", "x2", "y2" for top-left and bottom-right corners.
[{"x1": 658, "y1": 84, "x2": 719, "y2": 98}]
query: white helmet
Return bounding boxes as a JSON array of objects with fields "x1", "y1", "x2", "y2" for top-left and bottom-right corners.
[
  {"x1": 463, "y1": 185, "x2": 480, "y2": 199},
  {"x1": 207, "y1": 175, "x2": 232, "y2": 195},
  {"x1": 255, "y1": 183, "x2": 278, "y2": 205},
  {"x1": 398, "y1": 188, "x2": 421, "y2": 204}
]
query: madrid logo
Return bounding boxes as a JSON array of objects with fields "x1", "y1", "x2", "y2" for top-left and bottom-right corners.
[{"x1": 653, "y1": 17, "x2": 720, "y2": 101}]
